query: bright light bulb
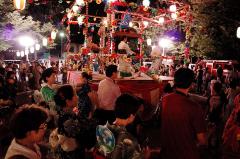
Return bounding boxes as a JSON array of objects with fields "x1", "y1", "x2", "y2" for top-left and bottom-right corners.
[
  {"x1": 21, "y1": 51, "x2": 25, "y2": 57},
  {"x1": 76, "y1": 0, "x2": 85, "y2": 6},
  {"x1": 18, "y1": 36, "x2": 34, "y2": 47},
  {"x1": 143, "y1": 21, "x2": 149, "y2": 27},
  {"x1": 171, "y1": 13, "x2": 177, "y2": 19},
  {"x1": 30, "y1": 47, "x2": 34, "y2": 53},
  {"x1": 16, "y1": 51, "x2": 20, "y2": 57},
  {"x1": 59, "y1": 32, "x2": 65, "y2": 37},
  {"x1": 147, "y1": 38, "x2": 151, "y2": 46},
  {"x1": 169, "y1": 4, "x2": 177, "y2": 12},
  {"x1": 159, "y1": 17, "x2": 164, "y2": 24},
  {"x1": 237, "y1": 27, "x2": 240, "y2": 38},
  {"x1": 159, "y1": 38, "x2": 172, "y2": 48},
  {"x1": 72, "y1": 5, "x2": 79, "y2": 13},
  {"x1": 77, "y1": 16, "x2": 84, "y2": 25},
  {"x1": 103, "y1": 18, "x2": 108, "y2": 27},
  {"x1": 129, "y1": 22, "x2": 133, "y2": 27},
  {"x1": 35, "y1": 44, "x2": 40, "y2": 51},
  {"x1": 143, "y1": 0, "x2": 150, "y2": 7},
  {"x1": 42, "y1": 38, "x2": 48, "y2": 46},
  {"x1": 67, "y1": 13, "x2": 72, "y2": 19},
  {"x1": 51, "y1": 30, "x2": 57, "y2": 40}
]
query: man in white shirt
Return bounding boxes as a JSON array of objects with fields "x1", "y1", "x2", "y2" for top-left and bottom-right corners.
[
  {"x1": 96, "y1": 65, "x2": 121, "y2": 124},
  {"x1": 118, "y1": 36, "x2": 135, "y2": 55}
]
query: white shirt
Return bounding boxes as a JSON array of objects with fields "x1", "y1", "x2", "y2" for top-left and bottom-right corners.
[
  {"x1": 97, "y1": 77, "x2": 121, "y2": 110},
  {"x1": 5, "y1": 139, "x2": 41, "y2": 159},
  {"x1": 118, "y1": 41, "x2": 134, "y2": 55}
]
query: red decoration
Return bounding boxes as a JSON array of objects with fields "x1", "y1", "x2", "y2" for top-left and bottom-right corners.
[
  {"x1": 106, "y1": 9, "x2": 112, "y2": 14},
  {"x1": 82, "y1": 48, "x2": 90, "y2": 55}
]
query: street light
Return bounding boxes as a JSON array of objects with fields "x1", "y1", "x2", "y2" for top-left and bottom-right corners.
[
  {"x1": 59, "y1": 32, "x2": 65, "y2": 58},
  {"x1": 158, "y1": 38, "x2": 172, "y2": 56},
  {"x1": 18, "y1": 36, "x2": 34, "y2": 47},
  {"x1": 16, "y1": 51, "x2": 20, "y2": 57}
]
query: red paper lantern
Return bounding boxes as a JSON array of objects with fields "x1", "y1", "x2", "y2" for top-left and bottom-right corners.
[{"x1": 13, "y1": 0, "x2": 26, "y2": 10}]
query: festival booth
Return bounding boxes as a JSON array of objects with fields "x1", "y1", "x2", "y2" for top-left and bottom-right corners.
[
  {"x1": 64, "y1": 0, "x2": 191, "y2": 105},
  {"x1": 68, "y1": 71, "x2": 166, "y2": 106}
]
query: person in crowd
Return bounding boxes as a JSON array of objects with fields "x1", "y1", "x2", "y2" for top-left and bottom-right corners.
[
  {"x1": 50, "y1": 85, "x2": 96, "y2": 159},
  {"x1": 86, "y1": 34, "x2": 101, "y2": 53},
  {"x1": 196, "y1": 65, "x2": 204, "y2": 94},
  {"x1": 40, "y1": 68, "x2": 57, "y2": 112},
  {"x1": 5, "y1": 105, "x2": 48, "y2": 159},
  {"x1": 5, "y1": 71, "x2": 17, "y2": 101},
  {"x1": 118, "y1": 36, "x2": 135, "y2": 55},
  {"x1": 207, "y1": 82, "x2": 226, "y2": 124},
  {"x1": 222, "y1": 109, "x2": 240, "y2": 158},
  {"x1": 225, "y1": 80, "x2": 239, "y2": 120},
  {"x1": 217, "y1": 65, "x2": 223, "y2": 82},
  {"x1": 160, "y1": 68, "x2": 207, "y2": 159},
  {"x1": 95, "y1": 65, "x2": 121, "y2": 124},
  {"x1": 203, "y1": 67, "x2": 211, "y2": 96},
  {"x1": 96, "y1": 93, "x2": 150, "y2": 159},
  {"x1": 32, "y1": 62, "x2": 42, "y2": 90},
  {"x1": 76, "y1": 72, "x2": 93, "y2": 118},
  {"x1": 28, "y1": 66, "x2": 35, "y2": 90}
]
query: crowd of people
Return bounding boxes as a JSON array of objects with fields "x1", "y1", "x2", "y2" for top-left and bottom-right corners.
[{"x1": 0, "y1": 58, "x2": 240, "y2": 159}]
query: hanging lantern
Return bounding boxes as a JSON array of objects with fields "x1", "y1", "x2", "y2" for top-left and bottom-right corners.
[
  {"x1": 30, "y1": 47, "x2": 35, "y2": 53},
  {"x1": 237, "y1": 27, "x2": 240, "y2": 38},
  {"x1": 143, "y1": 21, "x2": 149, "y2": 28},
  {"x1": 35, "y1": 44, "x2": 40, "y2": 51},
  {"x1": 42, "y1": 37, "x2": 48, "y2": 46},
  {"x1": 77, "y1": 16, "x2": 84, "y2": 25},
  {"x1": 20, "y1": 51, "x2": 25, "y2": 57},
  {"x1": 142, "y1": 0, "x2": 150, "y2": 8},
  {"x1": 96, "y1": 0, "x2": 102, "y2": 4},
  {"x1": 16, "y1": 51, "x2": 20, "y2": 57},
  {"x1": 25, "y1": 49, "x2": 29, "y2": 55},
  {"x1": 72, "y1": 5, "x2": 79, "y2": 13},
  {"x1": 129, "y1": 22, "x2": 133, "y2": 27},
  {"x1": 51, "y1": 30, "x2": 57, "y2": 40},
  {"x1": 147, "y1": 38, "x2": 152, "y2": 46},
  {"x1": 171, "y1": 13, "x2": 177, "y2": 19},
  {"x1": 169, "y1": 4, "x2": 177, "y2": 12},
  {"x1": 13, "y1": 0, "x2": 26, "y2": 10},
  {"x1": 76, "y1": 0, "x2": 85, "y2": 6},
  {"x1": 67, "y1": 13, "x2": 72, "y2": 19},
  {"x1": 158, "y1": 17, "x2": 164, "y2": 24}
]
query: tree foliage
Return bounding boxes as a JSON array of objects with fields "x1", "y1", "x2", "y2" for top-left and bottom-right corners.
[
  {"x1": 0, "y1": 0, "x2": 53, "y2": 52},
  {"x1": 190, "y1": 0, "x2": 240, "y2": 61}
]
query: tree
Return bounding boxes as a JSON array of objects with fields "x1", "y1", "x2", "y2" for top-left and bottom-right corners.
[
  {"x1": 189, "y1": 0, "x2": 240, "y2": 61},
  {"x1": 0, "y1": 0, "x2": 53, "y2": 52}
]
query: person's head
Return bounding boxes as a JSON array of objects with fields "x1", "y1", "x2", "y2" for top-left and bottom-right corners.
[
  {"x1": 115, "y1": 94, "x2": 142, "y2": 121},
  {"x1": 54, "y1": 85, "x2": 78, "y2": 110},
  {"x1": 41, "y1": 67, "x2": 56, "y2": 84},
  {"x1": 10, "y1": 105, "x2": 48, "y2": 142},
  {"x1": 174, "y1": 68, "x2": 194, "y2": 89},
  {"x1": 80, "y1": 72, "x2": 90, "y2": 84},
  {"x1": 122, "y1": 36, "x2": 127, "y2": 42},
  {"x1": 105, "y1": 64, "x2": 118, "y2": 79}
]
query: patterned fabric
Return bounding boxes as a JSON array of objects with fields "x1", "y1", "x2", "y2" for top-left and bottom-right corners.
[
  {"x1": 53, "y1": 111, "x2": 97, "y2": 159},
  {"x1": 77, "y1": 83, "x2": 92, "y2": 118}
]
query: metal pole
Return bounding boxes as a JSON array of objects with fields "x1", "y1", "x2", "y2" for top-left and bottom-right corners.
[{"x1": 60, "y1": 37, "x2": 62, "y2": 59}]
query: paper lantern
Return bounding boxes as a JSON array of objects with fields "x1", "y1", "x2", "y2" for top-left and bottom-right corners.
[
  {"x1": 237, "y1": 27, "x2": 240, "y2": 38},
  {"x1": 13, "y1": 0, "x2": 26, "y2": 10}
]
